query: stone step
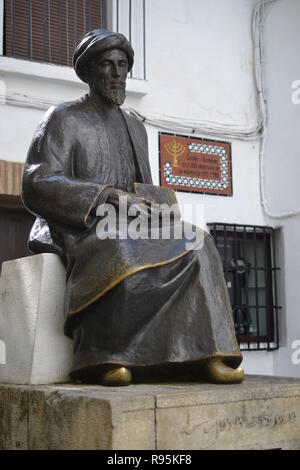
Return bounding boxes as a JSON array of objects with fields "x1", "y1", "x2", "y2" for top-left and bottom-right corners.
[{"x1": 1, "y1": 376, "x2": 300, "y2": 450}]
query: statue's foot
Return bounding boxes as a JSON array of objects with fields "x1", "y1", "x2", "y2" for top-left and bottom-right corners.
[
  {"x1": 205, "y1": 358, "x2": 244, "y2": 384},
  {"x1": 101, "y1": 366, "x2": 132, "y2": 386}
]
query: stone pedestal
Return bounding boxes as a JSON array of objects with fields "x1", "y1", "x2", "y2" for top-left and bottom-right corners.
[
  {"x1": 0, "y1": 254, "x2": 73, "y2": 385},
  {"x1": 1, "y1": 376, "x2": 300, "y2": 450}
]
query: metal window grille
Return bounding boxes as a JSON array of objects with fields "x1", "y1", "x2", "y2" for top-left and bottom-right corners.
[
  {"x1": 208, "y1": 223, "x2": 281, "y2": 351},
  {"x1": 4, "y1": 0, "x2": 106, "y2": 67}
]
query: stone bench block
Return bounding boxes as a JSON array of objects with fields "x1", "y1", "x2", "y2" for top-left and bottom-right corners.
[
  {"x1": 0, "y1": 376, "x2": 300, "y2": 449},
  {"x1": 0, "y1": 254, "x2": 73, "y2": 385}
]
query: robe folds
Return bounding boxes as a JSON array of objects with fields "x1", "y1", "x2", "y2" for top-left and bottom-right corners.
[{"x1": 22, "y1": 93, "x2": 242, "y2": 380}]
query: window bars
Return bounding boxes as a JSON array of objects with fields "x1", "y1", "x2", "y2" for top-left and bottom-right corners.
[{"x1": 208, "y1": 223, "x2": 281, "y2": 351}]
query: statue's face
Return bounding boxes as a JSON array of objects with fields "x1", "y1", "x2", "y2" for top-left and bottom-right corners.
[{"x1": 89, "y1": 49, "x2": 129, "y2": 106}]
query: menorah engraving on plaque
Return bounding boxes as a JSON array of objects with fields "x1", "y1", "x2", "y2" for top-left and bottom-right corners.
[{"x1": 164, "y1": 140, "x2": 186, "y2": 168}]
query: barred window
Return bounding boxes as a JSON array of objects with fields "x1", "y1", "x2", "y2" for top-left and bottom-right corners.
[
  {"x1": 208, "y1": 223, "x2": 281, "y2": 351},
  {"x1": 4, "y1": 0, "x2": 106, "y2": 67}
]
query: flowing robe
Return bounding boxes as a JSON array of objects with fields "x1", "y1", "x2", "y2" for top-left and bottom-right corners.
[{"x1": 22, "y1": 93, "x2": 242, "y2": 381}]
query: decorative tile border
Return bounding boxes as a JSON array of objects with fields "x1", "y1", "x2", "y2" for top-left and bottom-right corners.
[{"x1": 159, "y1": 133, "x2": 232, "y2": 196}]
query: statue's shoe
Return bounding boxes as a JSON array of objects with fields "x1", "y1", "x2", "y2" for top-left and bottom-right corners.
[
  {"x1": 101, "y1": 366, "x2": 132, "y2": 386},
  {"x1": 205, "y1": 358, "x2": 244, "y2": 384}
]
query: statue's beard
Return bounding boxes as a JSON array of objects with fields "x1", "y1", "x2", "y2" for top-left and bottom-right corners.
[{"x1": 101, "y1": 85, "x2": 126, "y2": 106}]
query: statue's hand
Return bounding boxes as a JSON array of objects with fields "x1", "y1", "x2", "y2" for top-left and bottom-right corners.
[
  {"x1": 107, "y1": 188, "x2": 152, "y2": 218},
  {"x1": 127, "y1": 193, "x2": 153, "y2": 219},
  {"x1": 106, "y1": 188, "x2": 126, "y2": 207}
]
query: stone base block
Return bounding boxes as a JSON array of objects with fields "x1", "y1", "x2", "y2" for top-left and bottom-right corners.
[
  {"x1": 0, "y1": 254, "x2": 73, "y2": 384},
  {"x1": 1, "y1": 376, "x2": 300, "y2": 450}
]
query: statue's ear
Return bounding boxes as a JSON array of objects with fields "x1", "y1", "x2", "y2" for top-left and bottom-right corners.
[{"x1": 80, "y1": 63, "x2": 91, "y2": 84}]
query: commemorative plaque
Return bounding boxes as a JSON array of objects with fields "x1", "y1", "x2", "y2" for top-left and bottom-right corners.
[{"x1": 159, "y1": 132, "x2": 232, "y2": 196}]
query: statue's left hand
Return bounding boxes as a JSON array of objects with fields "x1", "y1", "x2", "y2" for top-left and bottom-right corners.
[
  {"x1": 126, "y1": 193, "x2": 153, "y2": 219},
  {"x1": 106, "y1": 188, "x2": 152, "y2": 218}
]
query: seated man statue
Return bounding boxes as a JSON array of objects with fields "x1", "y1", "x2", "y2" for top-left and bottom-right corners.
[{"x1": 22, "y1": 29, "x2": 244, "y2": 386}]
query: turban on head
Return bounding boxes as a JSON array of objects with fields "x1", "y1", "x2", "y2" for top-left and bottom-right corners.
[{"x1": 73, "y1": 29, "x2": 134, "y2": 83}]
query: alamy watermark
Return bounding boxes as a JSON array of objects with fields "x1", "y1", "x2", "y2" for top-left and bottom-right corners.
[
  {"x1": 291, "y1": 80, "x2": 300, "y2": 104},
  {"x1": 291, "y1": 340, "x2": 300, "y2": 365},
  {"x1": 0, "y1": 340, "x2": 6, "y2": 365},
  {"x1": 95, "y1": 196, "x2": 205, "y2": 251},
  {"x1": 0, "y1": 80, "x2": 6, "y2": 105}
]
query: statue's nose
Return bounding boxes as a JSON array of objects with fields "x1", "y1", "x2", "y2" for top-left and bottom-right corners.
[{"x1": 112, "y1": 64, "x2": 121, "y2": 76}]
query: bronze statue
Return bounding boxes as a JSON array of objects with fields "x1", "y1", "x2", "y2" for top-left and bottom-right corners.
[{"x1": 22, "y1": 30, "x2": 244, "y2": 386}]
